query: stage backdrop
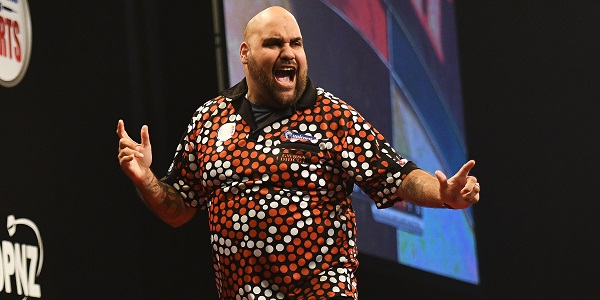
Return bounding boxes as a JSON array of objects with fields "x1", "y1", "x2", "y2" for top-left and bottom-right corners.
[{"x1": 0, "y1": 0, "x2": 219, "y2": 299}]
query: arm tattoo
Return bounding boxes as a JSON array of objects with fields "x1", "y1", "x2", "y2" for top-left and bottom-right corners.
[
  {"x1": 138, "y1": 175, "x2": 185, "y2": 219},
  {"x1": 157, "y1": 182, "x2": 185, "y2": 218}
]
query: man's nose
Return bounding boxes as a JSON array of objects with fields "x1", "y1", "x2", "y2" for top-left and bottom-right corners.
[{"x1": 280, "y1": 43, "x2": 296, "y2": 61}]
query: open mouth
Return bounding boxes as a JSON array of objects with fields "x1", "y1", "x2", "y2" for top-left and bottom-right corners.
[{"x1": 274, "y1": 67, "x2": 296, "y2": 88}]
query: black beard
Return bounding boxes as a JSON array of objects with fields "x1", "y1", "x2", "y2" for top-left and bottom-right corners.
[{"x1": 247, "y1": 55, "x2": 307, "y2": 107}]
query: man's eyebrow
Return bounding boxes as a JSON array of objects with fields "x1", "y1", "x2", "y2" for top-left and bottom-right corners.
[{"x1": 262, "y1": 36, "x2": 303, "y2": 43}]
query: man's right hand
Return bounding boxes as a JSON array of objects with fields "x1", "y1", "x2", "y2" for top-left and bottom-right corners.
[{"x1": 116, "y1": 119, "x2": 153, "y2": 185}]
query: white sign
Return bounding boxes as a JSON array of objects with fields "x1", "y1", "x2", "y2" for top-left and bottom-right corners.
[
  {"x1": 0, "y1": 0, "x2": 33, "y2": 88},
  {"x1": 1, "y1": 215, "x2": 43, "y2": 298}
]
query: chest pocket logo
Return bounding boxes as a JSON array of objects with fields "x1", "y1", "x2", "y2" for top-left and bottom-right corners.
[
  {"x1": 279, "y1": 152, "x2": 310, "y2": 164},
  {"x1": 283, "y1": 130, "x2": 317, "y2": 142},
  {"x1": 276, "y1": 141, "x2": 332, "y2": 165}
]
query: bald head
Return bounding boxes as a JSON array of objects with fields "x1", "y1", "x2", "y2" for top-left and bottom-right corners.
[{"x1": 244, "y1": 6, "x2": 301, "y2": 43}]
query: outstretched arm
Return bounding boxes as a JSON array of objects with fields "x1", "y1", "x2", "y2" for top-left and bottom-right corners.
[
  {"x1": 116, "y1": 120, "x2": 196, "y2": 227},
  {"x1": 396, "y1": 160, "x2": 480, "y2": 209}
]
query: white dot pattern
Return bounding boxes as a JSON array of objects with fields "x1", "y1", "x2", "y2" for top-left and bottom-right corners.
[{"x1": 162, "y1": 85, "x2": 418, "y2": 299}]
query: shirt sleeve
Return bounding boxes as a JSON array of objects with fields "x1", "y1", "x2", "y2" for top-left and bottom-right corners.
[
  {"x1": 338, "y1": 104, "x2": 420, "y2": 209},
  {"x1": 161, "y1": 104, "x2": 211, "y2": 210}
]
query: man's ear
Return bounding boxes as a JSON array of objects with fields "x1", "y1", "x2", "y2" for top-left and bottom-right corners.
[{"x1": 240, "y1": 42, "x2": 249, "y2": 64}]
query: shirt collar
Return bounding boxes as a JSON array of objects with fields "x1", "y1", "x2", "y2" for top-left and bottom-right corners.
[{"x1": 220, "y1": 77, "x2": 317, "y2": 110}]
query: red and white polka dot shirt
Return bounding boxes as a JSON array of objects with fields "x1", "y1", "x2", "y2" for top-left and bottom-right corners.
[{"x1": 164, "y1": 78, "x2": 419, "y2": 299}]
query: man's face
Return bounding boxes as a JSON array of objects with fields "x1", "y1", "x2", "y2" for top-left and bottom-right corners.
[{"x1": 242, "y1": 11, "x2": 308, "y2": 108}]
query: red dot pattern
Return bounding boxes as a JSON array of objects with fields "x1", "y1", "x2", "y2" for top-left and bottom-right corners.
[{"x1": 164, "y1": 87, "x2": 417, "y2": 299}]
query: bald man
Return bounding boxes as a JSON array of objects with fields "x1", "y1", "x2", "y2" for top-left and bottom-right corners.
[{"x1": 117, "y1": 6, "x2": 480, "y2": 299}]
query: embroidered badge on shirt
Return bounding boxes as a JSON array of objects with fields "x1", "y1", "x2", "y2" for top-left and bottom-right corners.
[
  {"x1": 283, "y1": 130, "x2": 316, "y2": 142},
  {"x1": 217, "y1": 123, "x2": 236, "y2": 141},
  {"x1": 278, "y1": 153, "x2": 309, "y2": 164},
  {"x1": 399, "y1": 158, "x2": 408, "y2": 167}
]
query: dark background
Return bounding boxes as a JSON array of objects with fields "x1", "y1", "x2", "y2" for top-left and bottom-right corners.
[{"x1": 0, "y1": 1, "x2": 598, "y2": 299}]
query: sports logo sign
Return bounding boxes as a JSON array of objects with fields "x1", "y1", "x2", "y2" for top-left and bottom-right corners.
[
  {"x1": 1, "y1": 215, "x2": 43, "y2": 298},
  {"x1": 0, "y1": 0, "x2": 32, "y2": 88}
]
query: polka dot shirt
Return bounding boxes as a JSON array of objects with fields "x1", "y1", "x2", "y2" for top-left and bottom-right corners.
[{"x1": 163, "y1": 78, "x2": 419, "y2": 299}]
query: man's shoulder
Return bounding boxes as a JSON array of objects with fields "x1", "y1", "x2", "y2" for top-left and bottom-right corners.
[
  {"x1": 191, "y1": 95, "x2": 233, "y2": 119},
  {"x1": 315, "y1": 87, "x2": 351, "y2": 107},
  {"x1": 201, "y1": 94, "x2": 231, "y2": 107}
]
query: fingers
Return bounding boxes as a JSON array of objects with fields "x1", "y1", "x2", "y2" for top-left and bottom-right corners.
[
  {"x1": 117, "y1": 151, "x2": 136, "y2": 163},
  {"x1": 464, "y1": 189, "x2": 480, "y2": 203},
  {"x1": 448, "y1": 160, "x2": 481, "y2": 206},
  {"x1": 455, "y1": 160, "x2": 476, "y2": 178},
  {"x1": 140, "y1": 125, "x2": 151, "y2": 148},
  {"x1": 118, "y1": 135, "x2": 141, "y2": 154},
  {"x1": 116, "y1": 120, "x2": 150, "y2": 149},
  {"x1": 116, "y1": 119, "x2": 130, "y2": 139},
  {"x1": 461, "y1": 175, "x2": 479, "y2": 192},
  {"x1": 464, "y1": 193, "x2": 480, "y2": 205},
  {"x1": 461, "y1": 177, "x2": 480, "y2": 203},
  {"x1": 435, "y1": 170, "x2": 448, "y2": 189},
  {"x1": 473, "y1": 181, "x2": 480, "y2": 192},
  {"x1": 117, "y1": 139, "x2": 142, "y2": 159},
  {"x1": 117, "y1": 119, "x2": 145, "y2": 159}
]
